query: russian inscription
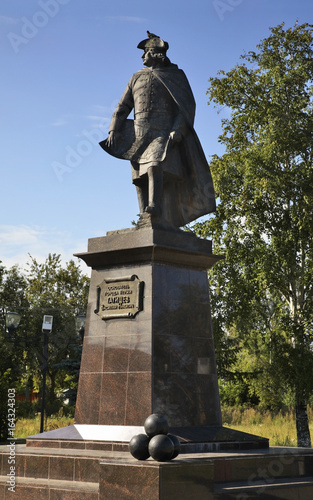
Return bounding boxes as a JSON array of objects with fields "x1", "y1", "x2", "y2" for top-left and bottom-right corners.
[{"x1": 95, "y1": 275, "x2": 144, "y2": 320}]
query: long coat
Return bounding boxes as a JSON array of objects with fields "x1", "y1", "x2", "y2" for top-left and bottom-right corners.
[{"x1": 101, "y1": 64, "x2": 216, "y2": 227}]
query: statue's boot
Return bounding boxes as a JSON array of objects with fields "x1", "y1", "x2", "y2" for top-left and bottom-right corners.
[
  {"x1": 146, "y1": 165, "x2": 163, "y2": 216},
  {"x1": 136, "y1": 184, "x2": 148, "y2": 214}
]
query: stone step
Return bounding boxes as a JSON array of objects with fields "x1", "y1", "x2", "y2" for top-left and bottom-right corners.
[
  {"x1": 0, "y1": 475, "x2": 99, "y2": 500},
  {"x1": 214, "y1": 476, "x2": 313, "y2": 499},
  {"x1": 0, "y1": 444, "x2": 110, "y2": 483},
  {"x1": 25, "y1": 424, "x2": 269, "y2": 453},
  {"x1": 1, "y1": 445, "x2": 313, "y2": 484},
  {"x1": 212, "y1": 448, "x2": 313, "y2": 483},
  {"x1": 1, "y1": 444, "x2": 313, "y2": 499}
]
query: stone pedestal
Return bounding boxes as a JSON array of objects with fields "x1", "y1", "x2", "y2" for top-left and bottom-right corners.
[
  {"x1": 27, "y1": 224, "x2": 268, "y2": 451},
  {"x1": 74, "y1": 226, "x2": 222, "y2": 428},
  {"x1": 4, "y1": 444, "x2": 313, "y2": 499}
]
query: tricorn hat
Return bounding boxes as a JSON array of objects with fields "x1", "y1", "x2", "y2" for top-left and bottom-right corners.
[{"x1": 137, "y1": 31, "x2": 169, "y2": 52}]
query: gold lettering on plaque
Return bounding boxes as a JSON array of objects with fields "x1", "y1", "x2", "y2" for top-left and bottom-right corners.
[{"x1": 94, "y1": 275, "x2": 144, "y2": 320}]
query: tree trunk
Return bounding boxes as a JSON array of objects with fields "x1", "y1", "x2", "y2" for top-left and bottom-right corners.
[{"x1": 295, "y1": 394, "x2": 311, "y2": 448}]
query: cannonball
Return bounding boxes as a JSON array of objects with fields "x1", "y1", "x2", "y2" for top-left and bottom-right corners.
[
  {"x1": 168, "y1": 434, "x2": 181, "y2": 459},
  {"x1": 144, "y1": 413, "x2": 169, "y2": 437},
  {"x1": 148, "y1": 434, "x2": 174, "y2": 462},
  {"x1": 129, "y1": 434, "x2": 150, "y2": 460}
]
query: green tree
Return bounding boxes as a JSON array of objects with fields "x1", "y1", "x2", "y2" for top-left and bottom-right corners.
[
  {"x1": 24, "y1": 254, "x2": 89, "y2": 416},
  {"x1": 199, "y1": 22, "x2": 313, "y2": 447},
  {"x1": 0, "y1": 255, "x2": 89, "y2": 439},
  {"x1": 0, "y1": 264, "x2": 30, "y2": 441}
]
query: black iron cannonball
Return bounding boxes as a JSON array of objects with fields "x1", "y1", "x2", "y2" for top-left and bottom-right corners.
[
  {"x1": 148, "y1": 434, "x2": 174, "y2": 461},
  {"x1": 167, "y1": 434, "x2": 181, "y2": 459},
  {"x1": 144, "y1": 413, "x2": 169, "y2": 438},
  {"x1": 129, "y1": 434, "x2": 150, "y2": 460}
]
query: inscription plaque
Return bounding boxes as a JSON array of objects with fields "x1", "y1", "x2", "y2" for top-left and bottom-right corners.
[{"x1": 94, "y1": 275, "x2": 144, "y2": 320}]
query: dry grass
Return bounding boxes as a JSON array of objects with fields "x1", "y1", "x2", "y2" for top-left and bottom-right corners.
[
  {"x1": 222, "y1": 406, "x2": 313, "y2": 446},
  {"x1": 14, "y1": 407, "x2": 313, "y2": 447},
  {"x1": 15, "y1": 415, "x2": 74, "y2": 438}
]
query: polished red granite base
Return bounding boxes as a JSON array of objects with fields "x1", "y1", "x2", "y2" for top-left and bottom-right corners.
[
  {"x1": 2, "y1": 445, "x2": 313, "y2": 499},
  {"x1": 26, "y1": 423, "x2": 269, "y2": 451},
  {"x1": 74, "y1": 226, "x2": 223, "y2": 428},
  {"x1": 99, "y1": 459, "x2": 215, "y2": 499}
]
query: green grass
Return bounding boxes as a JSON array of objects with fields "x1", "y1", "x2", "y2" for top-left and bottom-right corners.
[
  {"x1": 222, "y1": 406, "x2": 313, "y2": 446},
  {"x1": 15, "y1": 415, "x2": 74, "y2": 438},
  {"x1": 13, "y1": 407, "x2": 313, "y2": 447}
]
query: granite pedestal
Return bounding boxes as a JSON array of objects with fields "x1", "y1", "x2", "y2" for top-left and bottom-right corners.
[
  {"x1": 2, "y1": 445, "x2": 313, "y2": 499},
  {"x1": 20, "y1": 225, "x2": 291, "y2": 499},
  {"x1": 74, "y1": 225, "x2": 222, "y2": 430},
  {"x1": 28, "y1": 224, "x2": 268, "y2": 450}
]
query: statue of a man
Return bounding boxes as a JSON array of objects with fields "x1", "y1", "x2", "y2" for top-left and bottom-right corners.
[{"x1": 100, "y1": 31, "x2": 215, "y2": 228}]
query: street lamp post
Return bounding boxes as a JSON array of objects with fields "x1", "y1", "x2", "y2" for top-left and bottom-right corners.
[
  {"x1": 5, "y1": 311, "x2": 83, "y2": 433},
  {"x1": 40, "y1": 315, "x2": 53, "y2": 434}
]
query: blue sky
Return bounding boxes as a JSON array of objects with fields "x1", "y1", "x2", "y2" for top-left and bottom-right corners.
[{"x1": 1, "y1": 0, "x2": 312, "y2": 274}]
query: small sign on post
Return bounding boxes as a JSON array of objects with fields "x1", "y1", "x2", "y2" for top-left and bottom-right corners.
[
  {"x1": 42, "y1": 315, "x2": 53, "y2": 332},
  {"x1": 40, "y1": 314, "x2": 53, "y2": 434}
]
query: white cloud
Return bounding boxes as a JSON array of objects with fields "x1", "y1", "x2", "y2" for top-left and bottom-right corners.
[
  {"x1": 87, "y1": 115, "x2": 107, "y2": 122},
  {"x1": 0, "y1": 15, "x2": 19, "y2": 25},
  {"x1": 0, "y1": 225, "x2": 40, "y2": 247},
  {"x1": 51, "y1": 118, "x2": 67, "y2": 127},
  {"x1": 0, "y1": 225, "x2": 90, "y2": 275},
  {"x1": 104, "y1": 16, "x2": 147, "y2": 23},
  {"x1": 91, "y1": 104, "x2": 115, "y2": 115}
]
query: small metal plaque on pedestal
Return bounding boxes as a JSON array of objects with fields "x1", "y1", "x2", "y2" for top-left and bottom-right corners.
[{"x1": 95, "y1": 275, "x2": 144, "y2": 320}]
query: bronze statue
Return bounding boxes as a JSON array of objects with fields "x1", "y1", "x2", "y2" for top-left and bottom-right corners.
[{"x1": 100, "y1": 32, "x2": 215, "y2": 228}]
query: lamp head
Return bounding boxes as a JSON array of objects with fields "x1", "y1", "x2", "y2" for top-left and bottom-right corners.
[{"x1": 6, "y1": 311, "x2": 21, "y2": 332}]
